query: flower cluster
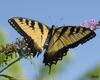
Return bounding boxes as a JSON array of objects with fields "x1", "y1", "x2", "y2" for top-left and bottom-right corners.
[
  {"x1": 80, "y1": 19, "x2": 100, "y2": 30},
  {"x1": 0, "y1": 38, "x2": 31, "y2": 65}
]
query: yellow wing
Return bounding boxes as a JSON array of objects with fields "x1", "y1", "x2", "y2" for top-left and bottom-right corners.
[
  {"x1": 43, "y1": 26, "x2": 96, "y2": 66},
  {"x1": 8, "y1": 17, "x2": 49, "y2": 56}
]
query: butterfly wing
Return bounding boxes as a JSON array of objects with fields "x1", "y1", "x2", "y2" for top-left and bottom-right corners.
[
  {"x1": 43, "y1": 26, "x2": 96, "y2": 66},
  {"x1": 8, "y1": 17, "x2": 49, "y2": 56}
]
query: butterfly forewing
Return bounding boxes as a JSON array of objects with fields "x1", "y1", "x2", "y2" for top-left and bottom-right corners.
[
  {"x1": 43, "y1": 26, "x2": 96, "y2": 66},
  {"x1": 8, "y1": 17, "x2": 49, "y2": 56}
]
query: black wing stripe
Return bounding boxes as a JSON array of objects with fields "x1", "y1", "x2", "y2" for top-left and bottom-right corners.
[
  {"x1": 18, "y1": 18, "x2": 23, "y2": 22},
  {"x1": 31, "y1": 21, "x2": 35, "y2": 29},
  {"x1": 76, "y1": 27, "x2": 80, "y2": 33},
  {"x1": 57, "y1": 27, "x2": 68, "y2": 39},
  {"x1": 52, "y1": 27, "x2": 64, "y2": 38},
  {"x1": 25, "y1": 19, "x2": 29, "y2": 25},
  {"x1": 52, "y1": 27, "x2": 68, "y2": 45},
  {"x1": 38, "y1": 22, "x2": 44, "y2": 34},
  {"x1": 48, "y1": 33, "x2": 66, "y2": 49},
  {"x1": 68, "y1": 27, "x2": 75, "y2": 36}
]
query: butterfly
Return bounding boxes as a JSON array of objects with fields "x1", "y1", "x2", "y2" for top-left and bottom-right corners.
[{"x1": 8, "y1": 17, "x2": 96, "y2": 67}]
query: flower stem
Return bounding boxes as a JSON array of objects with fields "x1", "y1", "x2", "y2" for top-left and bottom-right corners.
[{"x1": 0, "y1": 56, "x2": 22, "y2": 73}]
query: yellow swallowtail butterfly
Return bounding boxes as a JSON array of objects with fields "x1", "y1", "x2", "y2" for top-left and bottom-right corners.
[{"x1": 8, "y1": 17, "x2": 96, "y2": 67}]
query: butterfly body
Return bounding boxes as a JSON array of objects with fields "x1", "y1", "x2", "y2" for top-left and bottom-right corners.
[{"x1": 8, "y1": 17, "x2": 96, "y2": 66}]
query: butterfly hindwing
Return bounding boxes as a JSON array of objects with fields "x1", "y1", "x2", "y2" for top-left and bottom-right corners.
[
  {"x1": 8, "y1": 17, "x2": 49, "y2": 56},
  {"x1": 43, "y1": 26, "x2": 96, "y2": 66}
]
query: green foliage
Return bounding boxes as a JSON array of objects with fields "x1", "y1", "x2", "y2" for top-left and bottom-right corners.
[
  {"x1": 0, "y1": 29, "x2": 6, "y2": 66},
  {"x1": 78, "y1": 65, "x2": 100, "y2": 80},
  {"x1": 0, "y1": 29, "x2": 27, "y2": 80},
  {"x1": 0, "y1": 53, "x2": 6, "y2": 65}
]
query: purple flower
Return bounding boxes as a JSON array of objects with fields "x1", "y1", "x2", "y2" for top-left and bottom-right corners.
[{"x1": 80, "y1": 19, "x2": 100, "y2": 30}]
